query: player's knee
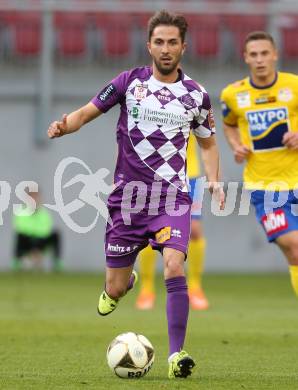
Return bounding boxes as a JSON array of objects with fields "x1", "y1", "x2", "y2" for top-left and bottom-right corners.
[
  {"x1": 190, "y1": 230, "x2": 202, "y2": 240},
  {"x1": 280, "y1": 239, "x2": 298, "y2": 265},
  {"x1": 164, "y1": 253, "x2": 184, "y2": 278},
  {"x1": 288, "y1": 246, "x2": 298, "y2": 265},
  {"x1": 190, "y1": 220, "x2": 203, "y2": 240}
]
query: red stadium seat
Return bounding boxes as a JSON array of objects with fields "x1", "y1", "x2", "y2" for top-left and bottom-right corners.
[
  {"x1": 95, "y1": 13, "x2": 133, "y2": 58},
  {"x1": 280, "y1": 15, "x2": 298, "y2": 59},
  {"x1": 135, "y1": 11, "x2": 152, "y2": 30},
  {"x1": 131, "y1": 12, "x2": 153, "y2": 60},
  {"x1": 186, "y1": 14, "x2": 221, "y2": 58},
  {"x1": 0, "y1": 11, "x2": 16, "y2": 24},
  {"x1": 224, "y1": 15, "x2": 267, "y2": 56},
  {"x1": 7, "y1": 12, "x2": 41, "y2": 56},
  {"x1": 54, "y1": 12, "x2": 89, "y2": 57}
]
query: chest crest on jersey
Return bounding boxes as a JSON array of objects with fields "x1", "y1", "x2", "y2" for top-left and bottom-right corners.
[
  {"x1": 278, "y1": 88, "x2": 293, "y2": 102},
  {"x1": 236, "y1": 91, "x2": 251, "y2": 108},
  {"x1": 133, "y1": 83, "x2": 149, "y2": 101},
  {"x1": 178, "y1": 94, "x2": 197, "y2": 110}
]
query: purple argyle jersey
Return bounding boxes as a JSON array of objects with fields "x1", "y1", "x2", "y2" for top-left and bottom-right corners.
[{"x1": 91, "y1": 66, "x2": 215, "y2": 194}]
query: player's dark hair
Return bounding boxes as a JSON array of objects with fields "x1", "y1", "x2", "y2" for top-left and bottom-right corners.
[
  {"x1": 245, "y1": 31, "x2": 276, "y2": 49},
  {"x1": 148, "y1": 10, "x2": 188, "y2": 43}
]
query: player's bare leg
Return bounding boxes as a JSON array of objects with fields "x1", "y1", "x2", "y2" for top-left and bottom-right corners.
[
  {"x1": 276, "y1": 231, "x2": 298, "y2": 296},
  {"x1": 163, "y1": 247, "x2": 195, "y2": 378},
  {"x1": 97, "y1": 265, "x2": 138, "y2": 316},
  {"x1": 188, "y1": 220, "x2": 209, "y2": 310}
]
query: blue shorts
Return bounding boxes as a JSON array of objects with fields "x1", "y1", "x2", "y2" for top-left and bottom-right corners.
[
  {"x1": 251, "y1": 190, "x2": 298, "y2": 242},
  {"x1": 189, "y1": 177, "x2": 204, "y2": 220}
]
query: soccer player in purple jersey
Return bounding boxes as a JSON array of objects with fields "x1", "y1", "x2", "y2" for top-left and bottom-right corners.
[{"x1": 48, "y1": 10, "x2": 224, "y2": 379}]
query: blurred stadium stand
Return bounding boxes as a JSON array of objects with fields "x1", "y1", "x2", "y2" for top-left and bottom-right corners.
[
  {"x1": 1, "y1": 0, "x2": 298, "y2": 139},
  {"x1": 0, "y1": 0, "x2": 297, "y2": 64},
  {"x1": 279, "y1": 14, "x2": 298, "y2": 58}
]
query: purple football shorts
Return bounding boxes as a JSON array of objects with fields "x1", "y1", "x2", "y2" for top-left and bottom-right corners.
[{"x1": 105, "y1": 188, "x2": 191, "y2": 268}]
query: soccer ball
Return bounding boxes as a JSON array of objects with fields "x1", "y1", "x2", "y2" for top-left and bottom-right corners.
[{"x1": 106, "y1": 332, "x2": 154, "y2": 378}]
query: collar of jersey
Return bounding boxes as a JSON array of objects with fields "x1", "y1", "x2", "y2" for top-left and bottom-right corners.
[
  {"x1": 151, "y1": 68, "x2": 184, "y2": 87},
  {"x1": 249, "y1": 72, "x2": 278, "y2": 89}
]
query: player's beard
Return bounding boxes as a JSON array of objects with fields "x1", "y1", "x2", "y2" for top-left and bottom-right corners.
[{"x1": 153, "y1": 56, "x2": 181, "y2": 76}]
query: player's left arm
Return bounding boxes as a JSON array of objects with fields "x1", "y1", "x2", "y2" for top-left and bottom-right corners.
[
  {"x1": 196, "y1": 136, "x2": 225, "y2": 210},
  {"x1": 196, "y1": 136, "x2": 219, "y2": 182},
  {"x1": 282, "y1": 75, "x2": 298, "y2": 150}
]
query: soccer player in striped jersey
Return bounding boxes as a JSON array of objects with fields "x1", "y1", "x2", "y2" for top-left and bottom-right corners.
[{"x1": 48, "y1": 10, "x2": 224, "y2": 378}]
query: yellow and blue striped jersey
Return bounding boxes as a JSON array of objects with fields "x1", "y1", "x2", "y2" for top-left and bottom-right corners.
[{"x1": 221, "y1": 72, "x2": 298, "y2": 190}]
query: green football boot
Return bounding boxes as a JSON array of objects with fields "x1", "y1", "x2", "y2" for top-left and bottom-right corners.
[
  {"x1": 97, "y1": 290, "x2": 118, "y2": 316},
  {"x1": 97, "y1": 270, "x2": 138, "y2": 316},
  {"x1": 168, "y1": 350, "x2": 196, "y2": 379}
]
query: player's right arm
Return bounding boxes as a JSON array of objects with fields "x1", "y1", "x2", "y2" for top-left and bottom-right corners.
[
  {"x1": 48, "y1": 71, "x2": 129, "y2": 139},
  {"x1": 48, "y1": 102, "x2": 102, "y2": 139},
  {"x1": 220, "y1": 86, "x2": 250, "y2": 163},
  {"x1": 223, "y1": 122, "x2": 250, "y2": 163}
]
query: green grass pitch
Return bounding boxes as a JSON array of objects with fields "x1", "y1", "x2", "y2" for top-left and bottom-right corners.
[{"x1": 0, "y1": 272, "x2": 298, "y2": 389}]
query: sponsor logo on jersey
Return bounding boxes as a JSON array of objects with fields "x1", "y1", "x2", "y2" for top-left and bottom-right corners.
[
  {"x1": 134, "y1": 83, "x2": 148, "y2": 101},
  {"x1": 129, "y1": 106, "x2": 187, "y2": 127},
  {"x1": 208, "y1": 108, "x2": 215, "y2": 129},
  {"x1": 246, "y1": 107, "x2": 289, "y2": 151},
  {"x1": 261, "y1": 210, "x2": 288, "y2": 235},
  {"x1": 157, "y1": 88, "x2": 172, "y2": 102},
  {"x1": 171, "y1": 229, "x2": 182, "y2": 238},
  {"x1": 98, "y1": 84, "x2": 116, "y2": 102},
  {"x1": 278, "y1": 88, "x2": 293, "y2": 102},
  {"x1": 155, "y1": 226, "x2": 171, "y2": 243},
  {"x1": 236, "y1": 91, "x2": 251, "y2": 108},
  {"x1": 107, "y1": 243, "x2": 133, "y2": 253},
  {"x1": 255, "y1": 95, "x2": 276, "y2": 104},
  {"x1": 131, "y1": 106, "x2": 141, "y2": 120}
]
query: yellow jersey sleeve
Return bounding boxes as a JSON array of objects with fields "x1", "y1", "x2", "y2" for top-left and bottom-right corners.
[
  {"x1": 220, "y1": 85, "x2": 238, "y2": 126},
  {"x1": 187, "y1": 132, "x2": 200, "y2": 178}
]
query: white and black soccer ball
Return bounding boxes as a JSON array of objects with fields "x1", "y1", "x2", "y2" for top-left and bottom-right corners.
[{"x1": 106, "y1": 332, "x2": 154, "y2": 378}]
